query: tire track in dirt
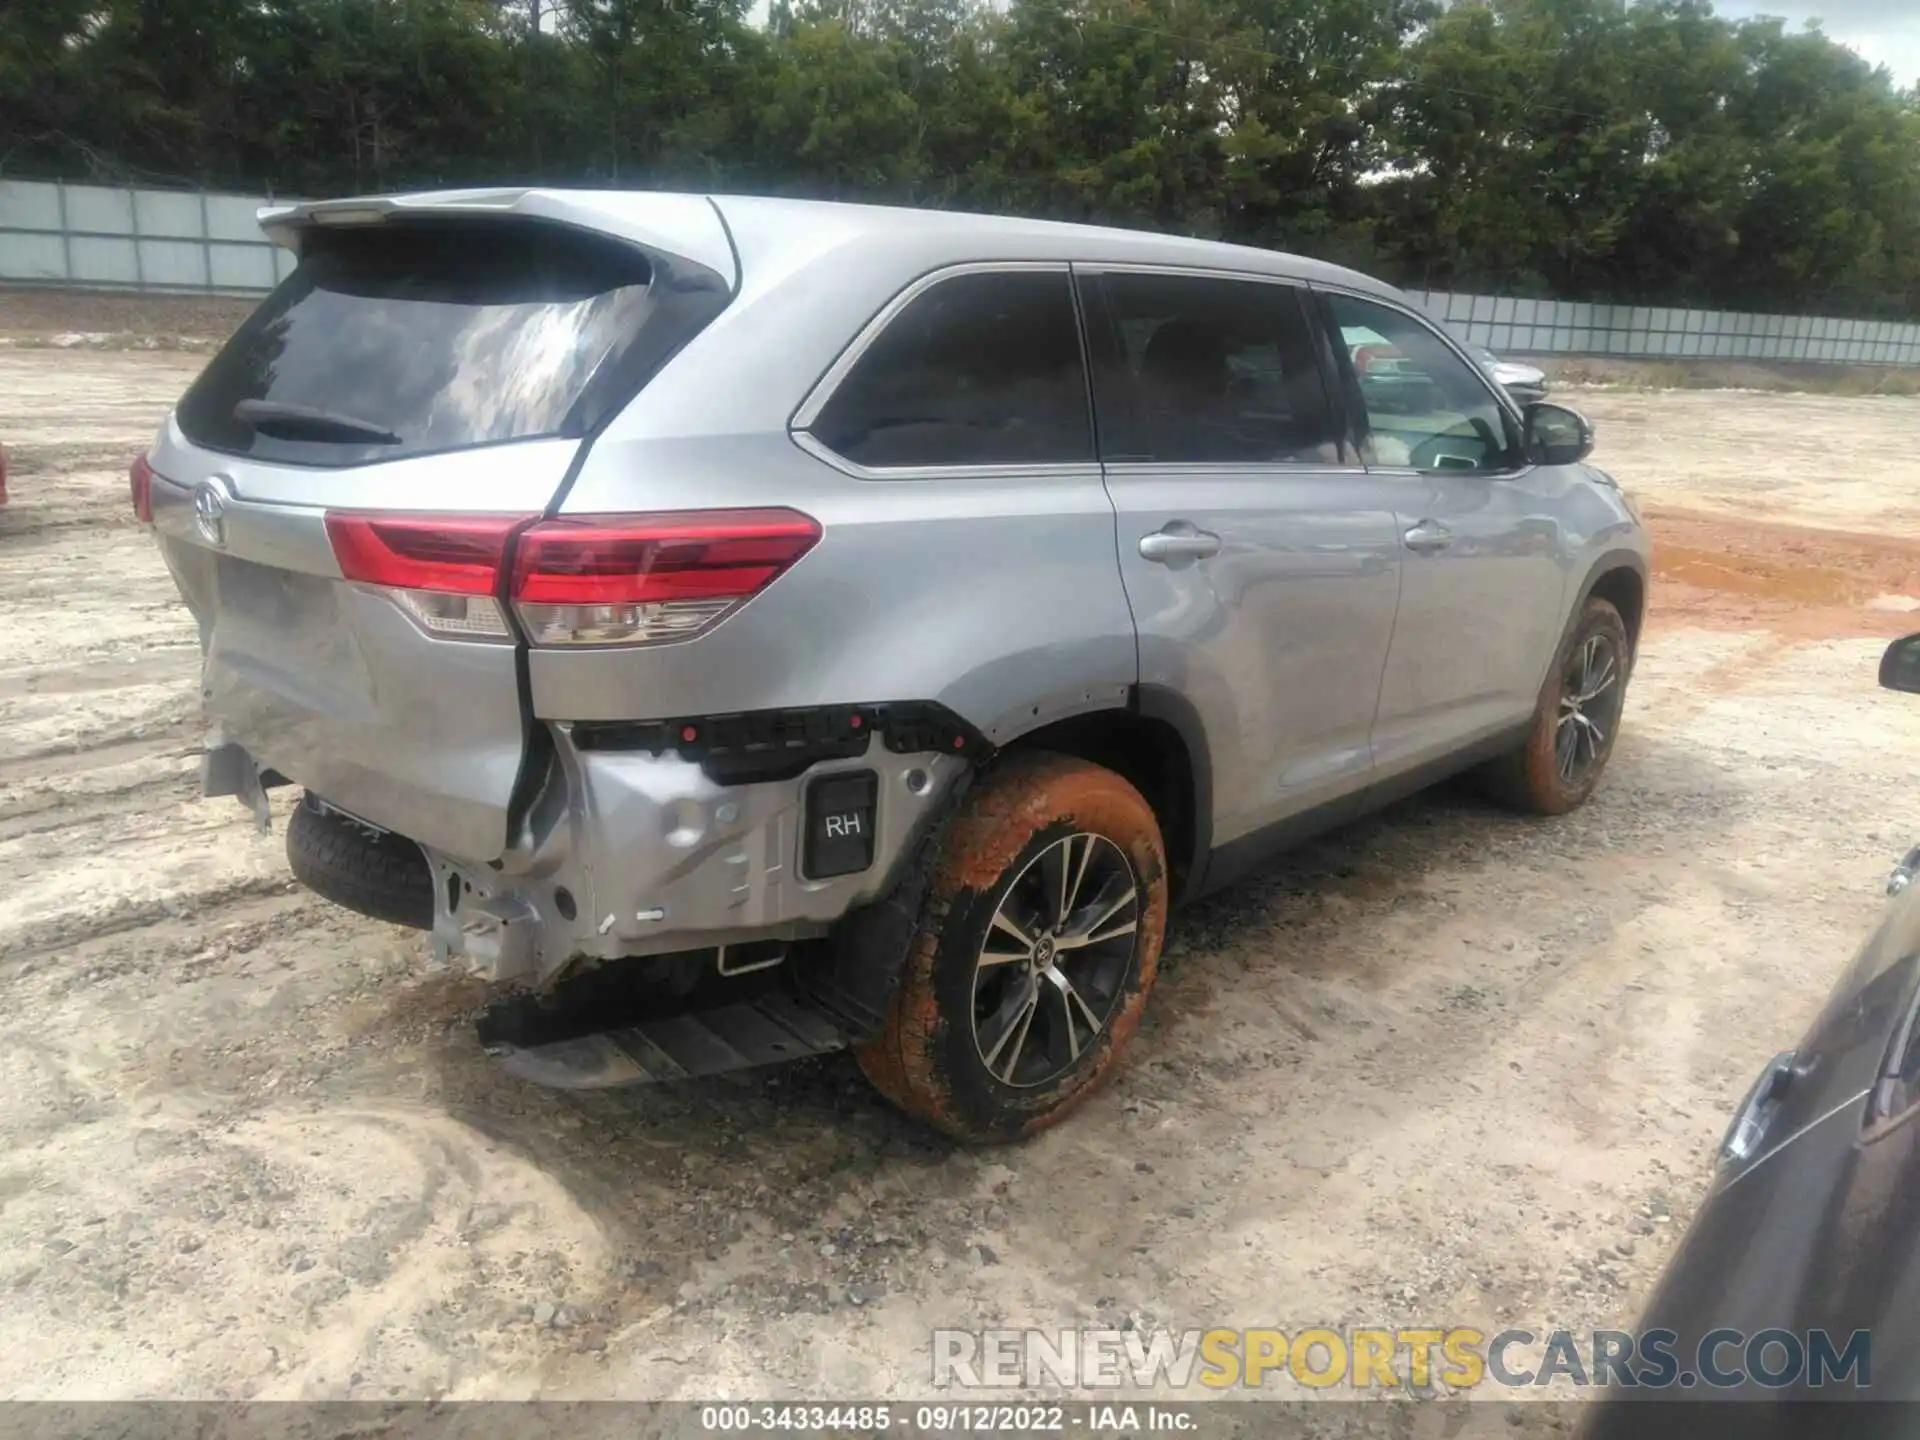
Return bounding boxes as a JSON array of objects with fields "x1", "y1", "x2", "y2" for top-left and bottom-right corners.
[
  {"x1": 0, "y1": 771, "x2": 197, "y2": 842},
  {"x1": 0, "y1": 351, "x2": 293, "y2": 973},
  {"x1": 1644, "y1": 504, "x2": 1920, "y2": 643},
  {"x1": 0, "y1": 733, "x2": 198, "y2": 796},
  {"x1": 0, "y1": 347, "x2": 617, "y2": 1400}
]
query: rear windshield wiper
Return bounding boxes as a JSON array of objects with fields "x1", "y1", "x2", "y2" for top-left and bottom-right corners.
[{"x1": 232, "y1": 398, "x2": 401, "y2": 445}]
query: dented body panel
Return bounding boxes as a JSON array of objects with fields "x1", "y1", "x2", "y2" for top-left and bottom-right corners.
[
  {"x1": 146, "y1": 448, "x2": 548, "y2": 860},
  {"x1": 424, "y1": 738, "x2": 967, "y2": 985}
]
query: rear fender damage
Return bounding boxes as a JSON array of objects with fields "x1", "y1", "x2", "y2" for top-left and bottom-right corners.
[{"x1": 416, "y1": 721, "x2": 975, "y2": 988}]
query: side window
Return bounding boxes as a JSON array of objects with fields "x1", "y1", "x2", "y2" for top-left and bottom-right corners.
[
  {"x1": 1324, "y1": 293, "x2": 1517, "y2": 472},
  {"x1": 811, "y1": 270, "x2": 1092, "y2": 468},
  {"x1": 1089, "y1": 273, "x2": 1340, "y2": 465}
]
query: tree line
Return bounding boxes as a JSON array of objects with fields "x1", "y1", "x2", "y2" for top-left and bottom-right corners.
[{"x1": 6, "y1": 0, "x2": 1920, "y2": 317}]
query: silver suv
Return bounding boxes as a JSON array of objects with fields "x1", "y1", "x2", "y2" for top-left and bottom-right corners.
[{"x1": 140, "y1": 189, "x2": 1647, "y2": 1141}]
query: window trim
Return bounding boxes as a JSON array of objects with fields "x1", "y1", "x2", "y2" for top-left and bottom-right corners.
[
  {"x1": 791, "y1": 429, "x2": 1102, "y2": 483},
  {"x1": 1074, "y1": 260, "x2": 1319, "y2": 284},
  {"x1": 789, "y1": 260, "x2": 1099, "y2": 479},
  {"x1": 1076, "y1": 264, "x2": 1366, "y2": 476},
  {"x1": 1308, "y1": 281, "x2": 1530, "y2": 479}
]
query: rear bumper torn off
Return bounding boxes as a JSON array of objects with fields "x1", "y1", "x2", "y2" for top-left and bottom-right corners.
[{"x1": 300, "y1": 730, "x2": 965, "y2": 986}]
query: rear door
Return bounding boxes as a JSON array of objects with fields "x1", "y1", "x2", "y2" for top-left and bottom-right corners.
[
  {"x1": 1082, "y1": 267, "x2": 1403, "y2": 854},
  {"x1": 148, "y1": 211, "x2": 731, "y2": 861}
]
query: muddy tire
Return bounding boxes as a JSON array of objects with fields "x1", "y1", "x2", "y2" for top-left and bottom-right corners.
[
  {"x1": 287, "y1": 795, "x2": 434, "y2": 930},
  {"x1": 856, "y1": 753, "x2": 1169, "y2": 1143},
  {"x1": 1477, "y1": 597, "x2": 1632, "y2": 815}
]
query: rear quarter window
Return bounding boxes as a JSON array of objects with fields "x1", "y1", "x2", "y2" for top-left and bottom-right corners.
[
  {"x1": 809, "y1": 269, "x2": 1093, "y2": 469},
  {"x1": 176, "y1": 220, "x2": 719, "y2": 467}
]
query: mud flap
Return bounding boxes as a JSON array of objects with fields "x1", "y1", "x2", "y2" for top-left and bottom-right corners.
[{"x1": 201, "y1": 736, "x2": 271, "y2": 834}]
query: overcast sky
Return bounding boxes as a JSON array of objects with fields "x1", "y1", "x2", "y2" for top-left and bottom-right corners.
[
  {"x1": 1714, "y1": 0, "x2": 1920, "y2": 84},
  {"x1": 733, "y1": 0, "x2": 1919, "y2": 86}
]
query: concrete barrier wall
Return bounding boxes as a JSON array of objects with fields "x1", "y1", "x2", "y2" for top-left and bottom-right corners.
[
  {"x1": 5, "y1": 179, "x2": 1918, "y2": 365},
  {"x1": 1413, "y1": 289, "x2": 1920, "y2": 368},
  {"x1": 0, "y1": 180, "x2": 296, "y2": 295}
]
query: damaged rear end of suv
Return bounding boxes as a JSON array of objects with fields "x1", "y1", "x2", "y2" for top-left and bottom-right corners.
[{"x1": 139, "y1": 189, "x2": 1164, "y2": 1142}]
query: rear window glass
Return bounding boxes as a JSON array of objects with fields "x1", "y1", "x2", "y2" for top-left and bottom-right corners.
[{"x1": 177, "y1": 221, "x2": 662, "y2": 466}]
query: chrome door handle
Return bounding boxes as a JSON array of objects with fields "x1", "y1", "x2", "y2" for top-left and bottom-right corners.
[
  {"x1": 1139, "y1": 525, "x2": 1222, "y2": 563},
  {"x1": 1403, "y1": 521, "x2": 1453, "y2": 554}
]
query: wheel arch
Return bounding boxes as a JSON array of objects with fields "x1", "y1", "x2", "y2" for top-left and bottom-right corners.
[
  {"x1": 998, "y1": 685, "x2": 1212, "y2": 906},
  {"x1": 1584, "y1": 555, "x2": 1648, "y2": 657},
  {"x1": 1558, "y1": 548, "x2": 1649, "y2": 676}
]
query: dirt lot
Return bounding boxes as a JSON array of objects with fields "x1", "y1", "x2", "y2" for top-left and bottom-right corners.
[{"x1": 5, "y1": 332, "x2": 1920, "y2": 1405}]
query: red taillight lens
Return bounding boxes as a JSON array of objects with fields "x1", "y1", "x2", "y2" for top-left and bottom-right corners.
[
  {"x1": 325, "y1": 512, "x2": 533, "y2": 595},
  {"x1": 321, "y1": 508, "x2": 820, "y2": 647},
  {"x1": 512, "y1": 509, "x2": 821, "y2": 646},
  {"x1": 130, "y1": 454, "x2": 155, "y2": 523},
  {"x1": 325, "y1": 512, "x2": 535, "y2": 642}
]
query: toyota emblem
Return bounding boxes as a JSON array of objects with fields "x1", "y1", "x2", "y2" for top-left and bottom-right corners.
[{"x1": 193, "y1": 481, "x2": 227, "y2": 547}]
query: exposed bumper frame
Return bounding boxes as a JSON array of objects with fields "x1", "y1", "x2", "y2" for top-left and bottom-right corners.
[{"x1": 225, "y1": 724, "x2": 969, "y2": 986}]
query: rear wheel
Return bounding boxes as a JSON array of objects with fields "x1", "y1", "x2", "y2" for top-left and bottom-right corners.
[
  {"x1": 857, "y1": 753, "x2": 1169, "y2": 1143},
  {"x1": 1478, "y1": 596, "x2": 1631, "y2": 815}
]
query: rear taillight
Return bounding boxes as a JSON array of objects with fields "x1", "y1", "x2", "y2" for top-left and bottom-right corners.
[
  {"x1": 325, "y1": 512, "x2": 533, "y2": 641},
  {"x1": 322, "y1": 508, "x2": 820, "y2": 646},
  {"x1": 130, "y1": 455, "x2": 155, "y2": 523},
  {"x1": 511, "y1": 509, "x2": 822, "y2": 646}
]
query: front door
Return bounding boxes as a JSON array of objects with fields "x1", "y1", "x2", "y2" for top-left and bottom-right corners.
[
  {"x1": 1081, "y1": 267, "x2": 1404, "y2": 856},
  {"x1": 1318, "y1": 290, "x2": 1570, "y2": 779}
]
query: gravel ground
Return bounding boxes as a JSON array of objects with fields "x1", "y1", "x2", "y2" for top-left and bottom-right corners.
[
  {"x1": 0, "y1": 290, "x2": 253, "y2": 345},
  {"x1": 4, "y1": 337, "x2": 1920, "y2": 1408}
]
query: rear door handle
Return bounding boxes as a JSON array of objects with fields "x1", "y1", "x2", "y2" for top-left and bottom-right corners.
[
  {"x1": 1403, "y1": 520, "x2": 1453, "y2": 554},
  {"x1": 1721, "y1": 1051, "x2": 1797, "y2": 1169},
  {"x1": 1139, "y1": 524, "x2": 1222, "y2": 564}
]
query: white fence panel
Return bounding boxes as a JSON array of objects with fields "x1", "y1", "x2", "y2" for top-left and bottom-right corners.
[
  {"x1": 5, "y1": 180, "x2": 1920, "y2": 363},
  {"x1": 0, "y1": 179, "x2": 293, "y2": 296},
  {"x1": 1419, "y1": 290, "x2": 1920, "y2": 367}
]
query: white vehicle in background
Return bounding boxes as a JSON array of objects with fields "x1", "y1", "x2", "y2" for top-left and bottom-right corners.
[{"x1": 1466, "y1": 341, "x2": 1550, "y2": 406}]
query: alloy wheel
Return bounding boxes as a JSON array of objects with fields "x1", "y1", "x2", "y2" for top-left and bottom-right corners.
[
  {"x1": 970, "y1": 832, "x2": 1141, "y2": 1089},
  {"x1": 1556, "y1": 633, "x2": 1624, "y2": 785}
]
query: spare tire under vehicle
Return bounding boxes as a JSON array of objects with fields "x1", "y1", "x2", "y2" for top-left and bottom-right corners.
[{"x1": 286, "y1": 794, "x2": 434, "y2": 931}]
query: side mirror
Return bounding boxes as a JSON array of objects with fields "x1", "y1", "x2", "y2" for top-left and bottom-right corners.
[
  {"x1": 1881, "y1": 634, "x2": 1920, "y2": 694},
  {"x1": 1524, "y1": 402, "x2": 1594, "y2": 466}
]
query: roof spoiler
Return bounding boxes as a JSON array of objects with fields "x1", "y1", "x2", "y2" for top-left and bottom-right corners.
[{"x1": 257, "y1": 188, "x2": 739, "y2": 291}]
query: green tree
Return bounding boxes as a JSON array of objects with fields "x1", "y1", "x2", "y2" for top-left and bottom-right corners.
[{"x1": 5, "y1": 0, "x2": 1920, "y2": 318}]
